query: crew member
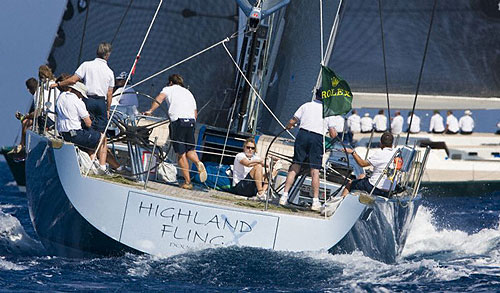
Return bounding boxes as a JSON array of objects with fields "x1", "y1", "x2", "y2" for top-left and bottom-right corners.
[
  {"x1": 360, "y1": 113, "x2": 373, "y2": 133},
  {"x1": 459, "y1": 110, "x2": 474, "y2": 135},
  {"x1": 53, "y1": 42, "x2": 115, "y2": 134},
  {"x1": 429, "y1": 110, "x2": 445, "y2": 133},
  {"x1": 232, "y1": 138, "x2": 269, "y2": 200},
  {"x1": 373, "y1": 109, "x2": 387, "y2": 132},
  {"x1": 407, "y1": 111, "x2": 421, "y2": 134},
  {"x1": 112, "y1": 71, "x2": 139, "y2": 108},
  {"x1": 56, "y1": 81, "x2": 109, "y2": 175},
  {"x1": 445, "y1": 110, "x2": 459, "y2": 134},
  {"x1": 278, "y1": 89, "x2": 339, "y2": 212},
  {"x1": 144, "y1": 74, "x2": 207, "y2": 190},
  {"x1": 346, "y1": 109, "x2": 360, "y2": 145},
  {"x1": 391, "y1": 111, "x2": 404, "y2": 135},
  {"x1": 342, "y1": 132, "x2": 396, "y2": 198},
  {"x1": 13, "y1": 78, "x2": 38, "y2": 153}
]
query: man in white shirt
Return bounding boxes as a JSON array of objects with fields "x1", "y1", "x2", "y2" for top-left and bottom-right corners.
[
  {"x1": 373, "y1": 109, "x2": 387, "y2": 132},
  {"x1": 278, "y1": 90, "x2": 339, "y2": 212},
  {"x1": 112, "y1": 71, "x2": 139, "y2": 108},
  {"x1": 459, "y1": 110, "x2": 474, "y2": 134},
  {"x1": 54, "y1": 42, "x2": 115, "y2": 134},
  {"x1": 429, "y1": 110, "x2": 445, "y2": 133},
  {"x1": 232, "y1": 138, "x2": 268, "y2": 199},
  {"x1": 342, "y1": 132, "x2": 396, "y2": 197},
  {"x1": 391, "y1": 111, "x2": 404, "y2": 135},
  {"x1": 144, "y1": 74, "x2": 207, "y2": 189},
  {"x1": 360, "y1": 113, "x2": 373, "y2": 133},
  {"x1": 407, "y1": 111, "x2": 421, "y2": 133},
  {"x1": 56, "y1": 81, "x2": 108, "y2": 173},
  {"x1": 445, "y1": 110, "x2": 459, "y2": 134},
  {"x1": 346, "y1": 109, "x2": 361, "y2": 144}
]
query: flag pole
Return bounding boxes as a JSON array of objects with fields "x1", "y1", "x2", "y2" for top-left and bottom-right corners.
[{"x1": 320, "y1": 0, "x2": 327, "y2": 218}]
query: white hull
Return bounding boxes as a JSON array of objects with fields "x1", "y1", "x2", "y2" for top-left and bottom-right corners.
[{"x1": 25, "y1": 132, "x2": 420, "y2": 262}]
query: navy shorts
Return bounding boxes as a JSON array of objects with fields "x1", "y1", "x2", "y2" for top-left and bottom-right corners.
[
  {"x1": 84, "y1": 95, "x2": 108, "y2": 133},
  {"x1": 350, "y1": 177, "x2": 389, "y2": 197},
  {"x1": 232, "y1": 173, "x2": 258, "y2": 197},
  {"x1": 62, "y1": 129, "x2": 101, "y2": 150},
  {"x1": 293, "y1": 129, "x2": 323, "y2": 170},
  {"x1": 169, "y1": 119, "x2": 196, "y2": 155}
]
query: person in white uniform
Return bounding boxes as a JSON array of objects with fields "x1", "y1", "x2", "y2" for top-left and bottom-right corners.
[
  {"x1": 459, "y1": 110, "x2": 474, "y2": 134},
  {"x1": 279, "y1": 90, "x2": 339, "y2": 212},
  {"x1": 54, "y1": 42, "x2": 115, "y2": 134},
  {"x1": 56, "y1": 81, "x2": 108, "y2": 174},
  {"x1": 360, "y1": 113, "x2": 373, "y2": 133},
  {"x1": 391, "y1": 111, "x2": 404, "y2": 135},
  {"x1": 232, "y1": 138, "x2": 269, "y2": 199},
  {"x1": 373, "y1": 109, "x2": 388, "y2": 132},
  {"x1": 445, "y1": 110, "x2": 459, "y2": 134},
  {"x1": 346, "y1": 109, "x2": 361, "y2": 144},
  {"x1": 407, "y1": 111, "x2": 421, "y2": 133},
  {"x1": 111, "y1": 71, "x2": 139, "y2": 108},
  {"x1": 342, "y1": 132, "x2": 396, "y2": 198},
  {"x1": 144, "y1": 74, "x2": 207, "y2": 190},
  {"x1": 429, "y1": 110, "x2": 445, "y2": 133}
]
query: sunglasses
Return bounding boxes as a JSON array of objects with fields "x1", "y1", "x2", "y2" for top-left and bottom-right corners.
[{"x1": 245, "y1": 146, "x2": 256, "y2": 150}]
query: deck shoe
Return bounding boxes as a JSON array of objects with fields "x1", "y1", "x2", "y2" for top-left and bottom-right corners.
[
  {"x1": 181, "y1": 183, "x2": 193, "y2": 190},
  {"x1": 256, "y1": 191, "x2": 267, "y2": 201},
  {"x1": 197, "y1": 162, "x2": 207, "y2": 183},
  {"x1": 279, "y1": 194, "x2": 288, "y2": 206},
  {"x1": 311, "y1": 200, "x2": 322, "y2": 212}
]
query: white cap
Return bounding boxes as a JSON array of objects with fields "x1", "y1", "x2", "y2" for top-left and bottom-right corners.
[
  {"x1": 69, "y1": 82, "x2": 88, "y2": 98},
  {"x1": 364, "y1": 113, "x2": 370, "y2": 117},
  {"x1": 116, "y1": 71, "x2": 128, "y2": 80},
  {"x1": 464, "y1": 110, "x2": 472, "y2": 115}
]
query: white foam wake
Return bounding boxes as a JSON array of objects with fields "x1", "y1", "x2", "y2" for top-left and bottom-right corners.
[
  {"x1": 0, "y1": 210, "x2": 44, "y2": 256},
  {"x1": 402, "y1": 206, "x2": 500, "y2": 257}
]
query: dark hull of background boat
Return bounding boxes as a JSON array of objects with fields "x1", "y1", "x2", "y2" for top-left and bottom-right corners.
[
  {"x1": 0, "y1": 146, "x2": 26, "y2": 191},
  {"x1": 25, "y1": 137, "x2": 138, "y2": 257}
]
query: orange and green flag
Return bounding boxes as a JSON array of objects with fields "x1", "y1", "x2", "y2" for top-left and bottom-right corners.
[{"x1": 321, "y1": 65, "x2": 353, "y2": 117}]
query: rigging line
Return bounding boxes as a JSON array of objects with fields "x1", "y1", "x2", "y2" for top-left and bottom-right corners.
[
  {"x1": 405, "y1": 0, "x2": 437, "y2": 146},
  {"x1": 320, "y1": 0, "x2": 324, "y2": 64},
  {"x1": 111, "y1": 0, "x2": 134, "y2": 45},
  {"x1": 378, "y1": 0, "x2": 391, "y2": 132},
  {"x1": 86, "y1": 0, "x2": 164, "y2": 177},
  {"x1": 126, "y1": 30, "x2": 241, "y2": 90},
  {"x1": 222, "y1": 42, "x2": 296, "y2": 140},
  {"x1": 78, "y1": 0, "x2": 91, "y2": 66}
]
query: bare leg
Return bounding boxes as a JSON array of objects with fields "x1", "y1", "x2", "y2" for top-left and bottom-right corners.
[
  {"x1": 186, "y1": 149, "x2": 200, "y2": 165},
  {"x1": 97, "y1": 135, "x2": 108, "y2": 166},
  {"x1": 310, "y1": 168, "x2": 320, "y2": 199},
  {"x1": 249, "y1": 165, "x2": 264, "y2": 193},
  {"x1": 106, "y1": 149, "x2": 120, "y2": 169},
  {"x1": 283, "y1": 163, "x2": 301, "y2": 193},
  {"x1": 341, "y1": 181, "x2": 352, "y2": 197},
  {"x1": 20, "y1": 119, "x2": 33, "y2": 148},
  {"x1": 177, "y1": 153, "x2": 190, "y2": 184}
]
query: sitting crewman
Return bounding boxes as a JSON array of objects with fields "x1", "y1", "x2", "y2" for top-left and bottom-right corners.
[
  {"x1": 232, "y1": 138, "x2": 269, "y2": 200},
  {"x1": 56, "y1": 80, "x2": 109, "y2": 175},
  {"x1": 341, "y1": 132, "x2": 396, "y2": 198}
]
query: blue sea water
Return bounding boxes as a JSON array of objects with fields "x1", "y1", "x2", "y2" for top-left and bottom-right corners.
[{"x1": 0, "y1": 161, "x2": 499, "y2": 292}]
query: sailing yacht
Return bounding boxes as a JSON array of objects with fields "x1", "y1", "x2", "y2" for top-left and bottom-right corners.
[{"x1": 23, "y1": 0, "x2": 429, "y2": 263}]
